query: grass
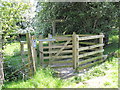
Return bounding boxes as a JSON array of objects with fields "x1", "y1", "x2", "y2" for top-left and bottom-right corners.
[
  {"x1": 3, "y1": 68, "x2": 75, "y2": 88},
  {"x1": 73, "y1": 57, "x2": 118, "y2": 88},
  {"x1": 2, "y1": 33, "x2": 119, "y2": 88}
]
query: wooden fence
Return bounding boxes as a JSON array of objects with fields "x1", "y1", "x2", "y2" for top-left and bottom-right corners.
[{"x1": 20, "y1": 32, "x2": 105, "y2": 74}]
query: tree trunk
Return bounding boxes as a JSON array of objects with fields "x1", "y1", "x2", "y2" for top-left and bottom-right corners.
[{"x1": 0, "y1": 34, "x2": 4, "y2": 86}]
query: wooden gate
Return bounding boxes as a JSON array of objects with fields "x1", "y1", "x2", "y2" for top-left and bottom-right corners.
[
  {"x1": 20, "y1": 32, "x2": 105, "y2": 72},
  {"x1": 39, "y1": 34, "x2": 73, "y2": 68}
]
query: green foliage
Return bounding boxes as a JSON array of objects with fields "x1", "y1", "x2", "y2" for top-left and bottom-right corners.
[
  {"x1": 33, "y1": 2, "x2": 118, "y2": 36},
  {"x1": 3, "y1": 42, "x2": 27, "y2": 81},
  {"x1": 0, "y1": 1, "x2": 29, "y2": 42}
]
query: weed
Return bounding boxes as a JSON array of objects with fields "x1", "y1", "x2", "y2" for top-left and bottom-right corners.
[{"x1": 104, "y1": 81, "x2": 111, "y2": 86}]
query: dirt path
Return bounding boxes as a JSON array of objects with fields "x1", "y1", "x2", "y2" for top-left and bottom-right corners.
[
  {"x1": 75, "y1": 76, "x2": 108, "y2": 88},
  {"x1": 67, "y1": 70, "x2": 118, "y2": 88}
]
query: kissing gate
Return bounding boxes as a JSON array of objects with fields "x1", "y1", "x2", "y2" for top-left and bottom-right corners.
[{"x1": 20, "y1": 32, "x2": 105, "y2": 75}]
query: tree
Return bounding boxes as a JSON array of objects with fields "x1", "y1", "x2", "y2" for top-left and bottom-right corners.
[
  {"x1": 0, "y1": 1, "x2": 29, "y2": 45},
  {"x1": 33, "y1": 2, "x2": 118, "y2": 39}
]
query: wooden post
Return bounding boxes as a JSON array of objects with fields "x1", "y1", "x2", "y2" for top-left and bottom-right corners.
[
  {"x1": 20, "y1": 41, "x2": 25, "y2": 65},
  {"x1": 76, "y1": 34, "x2": 79, "y2": 70},
  {"x1": 31, "y1": 35, "x2": 37, "y2": 72},
  {"x1": 26, "y1": 33, "x2": 34, "y2": 76},
  {"x1": 39, "y1": 35, "x2": 43, "y2": 66},
  {"x1": 72, "y1": 32, "x2": 78, "y2": 70},
  {"x1": 99, "y1": 33, "x2": 104, "y2": 60},
  {"x1": 43, "y1": 19, "x2": 64, "y2": 36},
  {"x1": 52, "y1": 21, "x2": 56, "y2": 36},
  {"x1": 48, "y1": 34, "x2": 52, "y2": 65}
]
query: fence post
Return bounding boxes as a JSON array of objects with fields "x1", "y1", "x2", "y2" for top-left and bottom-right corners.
[
  {"x1": 48, "y1": 34, "x2": 52, "y2": 65},
  {"x1": 31, "y1": 35, "x2": 37, "y2": 72},
  {"x1": 26, "y1": 33, "x2": 35, "y2": 76},
  {"x1": 72, "y1": 32, "x2": 79, "y2": 70},
  {"x1": 20, "y1": 41, "x2": 25, "y2": 65},
  {"x1": 99, "y1": 33, "x2": 104, "y2": 60},
  {"x1": 39, "y1": 35, "x2": 43, "y2": 66}
]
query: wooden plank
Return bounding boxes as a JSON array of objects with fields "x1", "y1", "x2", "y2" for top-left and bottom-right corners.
[
  {"x1": 77, "y1": 59, "x2": 104, "y2": 70},
  {"x1": 78, "y1": 49, "x2": 104, "y2": 59},
  {"x1": 54, "y1": 37, "x2": 72, "y2": 41},
  {"x1": 51, "y1": 65, "x2": 73, "y2": 68},
  {"x1": 39, "y1": 39, "x2": 56, "y2": 42},
  {"x1": 43, "y1": 45, "x2": 72, "y2": 49},
  {"x1": 78, "y1": 35, "x2": 104, "y2": 41},
  {"x1": 68, "y1": 41, "x2": 96, "y2": 45},
  {"x1": 54, "y1": 41, "x2": 72, "y2": 46},
  {"x1": 39, "y1": 35, "x2": 43, "y2": 66},
  {"x1": 44, "y1": 59, "x2": 72, "y2": 64},
  {"x1": 78, "y1": 34, "x2": 95, "y2": 36},
  {"x1": 53, "y1": 40, "x2": 71, "y2": 60},
  {"x1": 79, "y1": 42, "x2": 97, "y2": 45},
  {"x1": 44, "y1": 55, "x2": 72, "y2": 59},
  {"x1": 78, "y1": 44, "x2": 104, "y2": 52},
  {"x1": 52, "y1": 59, "x2": 72, "y2": 64},
  {"x1": 78, "y1": 56, "x2": 103, "y2": 66},
  {"x1": 43, "y1": 50, "x2": 72, "y2": 54}
]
